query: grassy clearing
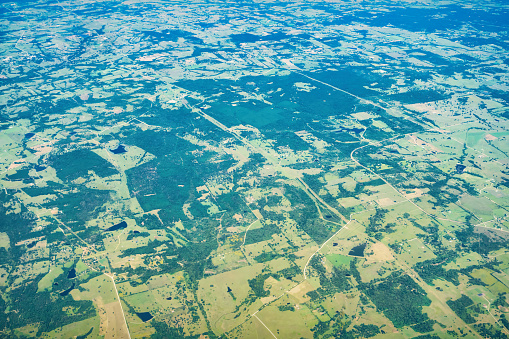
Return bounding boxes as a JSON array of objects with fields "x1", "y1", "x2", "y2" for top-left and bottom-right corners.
[
  {"x1": 124, "y1": 290, "x2": 157, "y2": 312},
  {"x1": 103, "y1": 300, "x2": 130, "y2": 339},
  {"x1": 14, "y1": 323, "x2": 39, "y2": 338},
  {"x1": 257, "y1": 299, "x2": 317, "y2": 338},
  {"x1": 38, "y1": 265, "x2": 64, "y2": 292},
  {"x1": 349, "y1": 307, "x2": 401, "y2": 337},
  {"x1": 0, "y1": 232, "x2": 10, "y2": 249},
  {"x1": 0, "y1": 267, "x2": 8, "y2": 286},
  {"x1": 364, "y1": 242, "x2": 395, "y2": 263},
  {"x1": 261, "y1": 275, "x2": 296, "y2": 305},
  {"x1": 225, "y1": 315, "x2": 276, "y2": 339},
  {"x1": 210, "y1": 249, "x2": 247, "y2": 272},
  {"x1": 39, "y1": 316, "x2": 100, "y2": 339},
  {"x1": 358, "y1": 261, "x2": 397, "y2": 283},
  {"x1": 72, "y1": 275, "x2": 118, "y2": 304},
  {"x1": 12, "y1": 260, "x2": 50, "y2": 288},
  {"x1": 460, "y1": 195, "x2": 500, "y2": 222},
  {"x1": 198, "y1": 264, "x2": 265, "y2": 333},
  {"x1": 326, "y1": 254, "x2": 353, "y2": 268},
  {"x1": 125, "y1": 317, "x2": 155, "y2": 339},
  {"x1": 471, "y1": 268, "x2": 509, "y2": 294},
  {"x1": 398, "y1": 238, "x2": 436, "y2": 266},
  {"x1": 444, "y1": 252, "x2": 483, "y2": 270},
  {"x1": 321, "y1": 291, "x2": 360, "y2": 316},
  {"x1": 117, "y1": 279, "x2": 150, "y2": 297},
  {"x1": 244, "y1": 239, "x2": 276, "y2": 259}
]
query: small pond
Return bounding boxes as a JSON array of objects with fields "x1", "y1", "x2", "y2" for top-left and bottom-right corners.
[
  {"x1": 35, "y1": 165, "x2": 46, "y2": 172},
  {"x1": 136, "y1": 312, "x2": 153, "y2": 322},
  {"x1": 60, "y1": 283, "x2": 75, "y2": 296},
  {"x1": 110, "y1": 145, "x2": 127, "y2": 154},
  {"x1": 67, "y1": 268, "x2": 76, "y2": 279},
  {"x1": 348, "y1": 243, "x2": 366, "y2": 257},
  {"x1": 105, "y1": 221, "x2": 127, "y2": 232}
]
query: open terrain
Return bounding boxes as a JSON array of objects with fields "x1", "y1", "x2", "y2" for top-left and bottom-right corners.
[{"x1": 0, "y1": 0, "x2": 509, "y2": 338}]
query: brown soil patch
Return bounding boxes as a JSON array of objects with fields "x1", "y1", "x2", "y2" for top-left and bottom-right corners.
[
  {"x1": 404, "y1": 188, "x2": 425, "y2": 200},
  {"x1": 34, "y1": 240, "x2": 47, "y2": 249},
  {"x1": 376, "y1": 197, "x2": 397, "y2": 207},
  {"x1": 288, "y1": 280, "x2": 314, "y2": 303},
  {"x1": 137, "y1": 53, "x2": 165, "y2": 61},
  {"x1": 408, "y1": 135, "x2": 442, "y2": 153},
  {"x1": 95, "y1": 297, "x2": 107, "y2": 337},
  {"x1": 252, "y1": 209, "x2": 264, "y2": 219},
  {"x1": 7, "y1": 159, "x2": 25, "y2": 170},
  {"x1": 101, "y1": 300, "x2": 129, "y2": 339},
  {"x1": 226, "y1": 226, "x2": 242, "y2": 233},
  {"x1": 365, "y1": 242, "x2": 395, "y2": 264},
  {"x1": 474, "y1": 226, "x2": 509, "y2": 241},
  {"x1": 110, "y1": 254, "x2": 145, "y2": 270},
  {"x1": 15, "y1": 236, "x2": 43, "y2": 246},
  {"x1": 32, "y1": 143, "x2": 54, "y2": 156}
]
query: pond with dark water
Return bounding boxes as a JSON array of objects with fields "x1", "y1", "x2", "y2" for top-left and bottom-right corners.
[
  {"x1": 348, "y1": 243, "x2": 366, "y2": 257},
  {"x1": 110, "y1": 145, "x2": 127, "y2": 154},
  {"x1": 456, "y1": 164, "x2": 466, "y2": 173},
  {"x1": 60, "y1": 283, "x2": 75, "y2": 296},
  {"x1": 105, "y1": 221, "x2": 127, "y2": 232},
  {"x1": 136, "y1": 312, "x2": 153, "y2": 322},
  {"x1": 67, "y1": 268, "x2": 76, "y2": 279}
]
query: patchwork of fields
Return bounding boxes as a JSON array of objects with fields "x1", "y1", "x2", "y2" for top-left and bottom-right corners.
[{"x1": 1, "y1": 0, "x2": 509, "y2": 338}]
